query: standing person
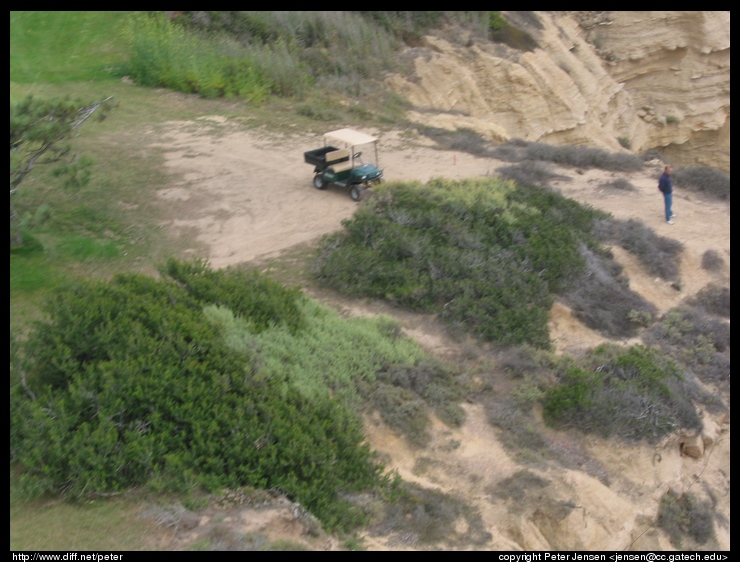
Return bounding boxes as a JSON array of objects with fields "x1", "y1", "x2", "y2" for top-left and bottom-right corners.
[{"x1": 658, "y1": 165, "x2": 675, "y2": 224}]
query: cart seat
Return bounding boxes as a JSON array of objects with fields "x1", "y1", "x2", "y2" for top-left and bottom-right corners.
[
  {"x1": 326, "y1": 148, "x2": 353, "y2": 173},
  {"x1": 329, "y1": 161, "x2": 354, "y2": 173}
]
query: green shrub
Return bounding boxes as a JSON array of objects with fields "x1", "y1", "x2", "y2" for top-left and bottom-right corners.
[
  {"x1": 489, "y1": 470, "x2": 549, "y2": 504},
  {"x1": 369, "y1": 384, "x2": 430, "y2": 447},
  {"x1": 497, "y1": 344, "x2": 547, "y2": 379},
  {"x1": 488, "y1": 11, "x2": 508, "y2": 31},
  {"x1": 360, "y1": 11, "x2": 446, "y2": 38},
  {"x1": 490, "y1": 25, "x2": 539, "y2": 52},
  {"x1": 641, "y1": 149, "x2": 666, "y2": 162},
  {"x1": 127, "y1": 13, "x2": 272, "y2": 102},
  {"x1": 203, "y1": 291, "x2": 463, "y2": 451},
  {"x1": 483, "y1": 398, "x2": 549, "y2": 459},
  {"x1": 542, "y1": 344, "x2": 701, "y2": 442},
  {"x1": 162, "y1": 11, "x2": 401, "y2": 99},
  {"x1": 313, "y1": 179, "x2": 605, "y2": 348},
  {"x1": 161, "y1": 258, "x2": 305, "y2": 334},
  {"x1": 11, "y1": 263, "x2": 384, "y2": 531},
  {"x1": 644, "y1": 306, "x2": 730, "y2": 387},
  {"x1": 209, "y1": 297, "x2": 426, "y2": 404}
]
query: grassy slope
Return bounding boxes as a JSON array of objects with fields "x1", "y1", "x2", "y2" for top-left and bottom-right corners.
[
  {"x1": 9, "y1": 12, "x2": 423, "y2": 549},
  {"x1": 10, "y1": 11, "x2": 130, "y2": 84},
  {"x1": 10, "y1": 12, "x2": 242, "y2": 549}
]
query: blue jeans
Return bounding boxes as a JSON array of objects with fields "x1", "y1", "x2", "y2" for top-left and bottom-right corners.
[{"x1": 663, "y1": 192, "x2": 673, "y2": 221}]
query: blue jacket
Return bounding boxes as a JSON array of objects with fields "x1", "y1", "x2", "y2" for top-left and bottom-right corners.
[{"x1": 659, "y1": 172, "x2": 673, "y2": 194}]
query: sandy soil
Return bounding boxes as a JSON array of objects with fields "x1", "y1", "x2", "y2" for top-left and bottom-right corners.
[{"x1": 146, "y1": 117, "x2": 730, "y2": 551}]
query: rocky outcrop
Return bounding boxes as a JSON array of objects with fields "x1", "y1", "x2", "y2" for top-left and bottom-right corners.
[
  {"x1": 385, "y1": 11, "x2": 730, "y2": 172},
  {"x1": 582, "y1": 11, "x2": 730, "y2": 173}
]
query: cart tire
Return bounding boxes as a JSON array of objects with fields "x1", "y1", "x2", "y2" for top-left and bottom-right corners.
[
  {"x1": 350, "y1": 185, "x2": 363, "y2": 202},
  {"x1": 313, "y1": 174, "x2": 327, "y2": 190}
]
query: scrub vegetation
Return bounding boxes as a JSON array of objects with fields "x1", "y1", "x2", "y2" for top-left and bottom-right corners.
[
  {"x1": 10, "y1": 11, "x2": 729, "y2": 550},
  {"x1": 312, "y1": 178, "x2": 598, "y2": 348}
]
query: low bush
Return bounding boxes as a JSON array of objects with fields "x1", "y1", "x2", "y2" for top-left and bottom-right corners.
[
  {"x1": 417, "y1": 126, "x2": 494, "y2": 156},
  {"x1": 209, "y1": 298, "x2": 426, "y2": 405},
  {"x1": 368, "y1": 384, "x2": 430, "y2": 447},
  {"x1": 640, "y1": 149, "x2": 666, "y2": 162},
  {"x1": 313, "y1": 178, "x2": 606, "y2": 348},
  {"x1": 492, "y1": 140, "x2": 644, "y2": 172},
  {"x1": 701, "y1": 249, "x2": 725, "y2": 272},
  {"x1": 542, "y1": 344, "x2": 701, "y2": 442},
  {"x1": 489, "y1": 470, "x2": 550, "y2": 505},
  {"x1": 497, "y1": 344, "x2": 549, "y2": 380},
  {"x1": 672, "y1": 166, "x2": 730, "y2": 201},
  {"x1": 601, "y1": 178, "x2": 636, "y2": 191},
  {"x1": 490, "y1": 24, "x2": 539, "y2": 52},
  {"x1": 10, "y1": 261, "x2": 388, "y2": 531},
  {"x1": 617, "y1": 136, "x2": 631, "y2": 149},
  {"x1": 496, "y1": 161, "x2": 571, "y2": 189},
  {"x1": 372, "y1": 480, "x2": 491, "y2": 547},
  {"x1": 657, "y1": 491, "x2": 715, "y2": 547},
  {"x1": 202, "y1": 290, "x2": 465, "y2": 450},
  {"x1": 643, "y1": 306, "x2": 730, "y2": 388},
  {"x1": 688, "y1": 284, "x2": 730, "y2": 318},
  {"x1": 295, "y1": 101, "x2": 341, "y2": 122},
  {"x1": 131, "y1": 11, "x2": 401, "y2": 101},
  {"x1": 484, "y1": 398, "x2": 550, "y2": 457},
  {"x1": 161, "y1": 258, "x2": 305, "y2": 334},
  {"x1": 596, "y1": 217, "x2": 683, "y2": 282},
  {"x1": 373, "y1": 360, "x2": 466, "y2": 433},
  {"x1": 127, "y1": 14, "x2": 273, "y2": 102},
  {"x1": 562, "y1": 243, "x2": 657, "y2": 337}
]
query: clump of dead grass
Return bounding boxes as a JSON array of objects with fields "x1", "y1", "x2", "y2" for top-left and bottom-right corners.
[
  {"x1": 371, "y1": 481, "x2": 491, "y2": 548},
  {"x1": 657, "y1": 490, "x2": 715, "y2": 548}
]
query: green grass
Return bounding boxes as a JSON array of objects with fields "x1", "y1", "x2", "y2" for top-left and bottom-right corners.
[
  {"x1": 10, "y1": 473, "x2": 156, "y2": 550},
  {"x1": 8, "y1": 80, "x2": 255, "y2": 329},
  {"x1": 10, "y1": 235, "x2": 61, "y2": 292},
  {"x1": 10, "y1": 12, "x2": 131, "y2": 83}
]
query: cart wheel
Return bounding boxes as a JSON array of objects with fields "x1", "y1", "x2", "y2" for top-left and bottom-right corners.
[
  {"x1": 313, "y1": 174, "x2": 327, "y2": 190},
  {"x1": 350, "y1": 185, "x2": 363, "y2": 202}
]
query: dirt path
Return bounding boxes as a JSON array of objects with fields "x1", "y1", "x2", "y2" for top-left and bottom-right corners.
[
  {"x1": 151, "y1": 117, "x2": 730, "y2": 335},
  {"x1": 147, "y1": 118, "x2": 730, "y2": 551}
]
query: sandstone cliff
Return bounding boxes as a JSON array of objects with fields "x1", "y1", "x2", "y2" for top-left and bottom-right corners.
[{"x1": 386, "y1": 11, "x2": 730, "y2": 172}]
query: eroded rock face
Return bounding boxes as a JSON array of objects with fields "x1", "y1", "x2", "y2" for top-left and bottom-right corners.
[
  {"x1": 588, "y1": 11, "x2": 730, "y2": 172},
  {"x1": 386, "y1": 11, "x2": 729, "y2": 172}
]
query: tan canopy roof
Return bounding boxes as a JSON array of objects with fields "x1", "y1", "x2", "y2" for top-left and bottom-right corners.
[{"x1": 324, "y1": 128, "x2": 377, "y2": 147}]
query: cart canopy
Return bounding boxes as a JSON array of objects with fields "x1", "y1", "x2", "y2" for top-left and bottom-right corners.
[{"x1": 324, "y1": 128, "x2": 377, "y2": 147}]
